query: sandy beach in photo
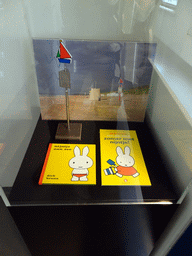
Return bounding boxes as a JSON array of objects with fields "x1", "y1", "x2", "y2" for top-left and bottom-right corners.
[{"x1": 40, "y1": 93, "x2": 149, "y2": 122}]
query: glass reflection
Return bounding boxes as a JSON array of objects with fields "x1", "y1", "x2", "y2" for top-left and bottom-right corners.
[{"x1": 0, "y1": 0, "x2": 191, "y2": 205}]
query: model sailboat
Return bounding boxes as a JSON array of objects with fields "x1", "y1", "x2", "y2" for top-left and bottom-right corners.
[
  {"x1": 56, "y1": 40, "x2": 72, "y2": 64},
  {"x1": 55, "y1": 40, "x2": 82, "y2": 140}
]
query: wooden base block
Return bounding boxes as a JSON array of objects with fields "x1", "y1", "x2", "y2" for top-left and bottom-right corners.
[{"x1": 55, "y1": 123, "x2": 82, "y2": 140}]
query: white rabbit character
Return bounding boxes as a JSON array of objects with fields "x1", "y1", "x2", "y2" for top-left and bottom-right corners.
[
  {"x1": 115, "y1": 146, "x2": 140, "y2": 178},
  {"x1": 69, "y1": 146, "x2": 93, "y2": 181}
]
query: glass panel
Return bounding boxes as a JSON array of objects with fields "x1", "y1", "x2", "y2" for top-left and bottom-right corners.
[{"x1": 0, "y1": 0, "x2": 40, "y2": 187}]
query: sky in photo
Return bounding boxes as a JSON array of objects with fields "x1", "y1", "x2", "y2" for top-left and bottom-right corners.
[{"x1": 33, "y1": 39, "x2": 156, "y2": 95}]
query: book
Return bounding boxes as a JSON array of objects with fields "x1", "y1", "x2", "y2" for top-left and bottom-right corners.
[
  {"x1": 100, "y1": 129, "x2": 151, "y2": 186},
  {"x1": 39, "y1": 143, "x2": 96, "y2": 185}
]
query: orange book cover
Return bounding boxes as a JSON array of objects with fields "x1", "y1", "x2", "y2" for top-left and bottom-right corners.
[{"x1": 100, "y1": 129, "x2": 151, "y2": 186}]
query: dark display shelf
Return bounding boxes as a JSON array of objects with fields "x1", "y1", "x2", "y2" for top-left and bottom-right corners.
[{"x1": 9, "y1": 116, "x2": 178, "y2": 205}]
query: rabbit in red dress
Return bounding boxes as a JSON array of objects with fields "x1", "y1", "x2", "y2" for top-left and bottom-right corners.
[
  {"x1": 69, "y1": 146, "x2": 93, "y2": 181},
  {"x1": 115, "y1": 146, "x2": 140, "y2": 178}
]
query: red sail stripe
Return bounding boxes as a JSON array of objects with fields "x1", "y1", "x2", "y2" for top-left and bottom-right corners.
[{"x1": 60, "y1": 43, "x2": 71, "y2": 59}]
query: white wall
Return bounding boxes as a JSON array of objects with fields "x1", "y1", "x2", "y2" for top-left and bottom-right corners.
[
  {"x1": 153, "y1": 0, "x2": 192, "y2": 66},
  {"x1": 23, "y1": 0, "x2": 153, "y2": 42},
  {"x1": 0, "y1": 0, "x2": 40, "y2": 187}
]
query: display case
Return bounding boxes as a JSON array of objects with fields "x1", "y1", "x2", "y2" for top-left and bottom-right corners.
[
  {"x1": 1, "y1": 0, "x2": 192, "y2": 255},
  {"x1": 8, "y1": 37, "x2": 178, "y2": 206}
]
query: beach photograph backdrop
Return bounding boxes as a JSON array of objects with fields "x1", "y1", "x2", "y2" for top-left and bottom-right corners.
[{"x1": 33, "y1": 39, "x2": 156, "y2": 121}]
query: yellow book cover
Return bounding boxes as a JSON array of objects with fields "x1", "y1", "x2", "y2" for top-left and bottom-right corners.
[
  {"x1": 100, "y1": 129, "x2": 151, "y2": 186},
  {"x1": 39, "y1": 144, "x2": 96, "y2": 185}
]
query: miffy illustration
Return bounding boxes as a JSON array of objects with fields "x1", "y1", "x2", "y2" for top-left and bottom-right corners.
[
  {"x1": 69, "y1": 146, "x2": 93, "y2": 181},
  {"x1": 115, "y1": 146, "x2": 139, "y2": 178}
]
